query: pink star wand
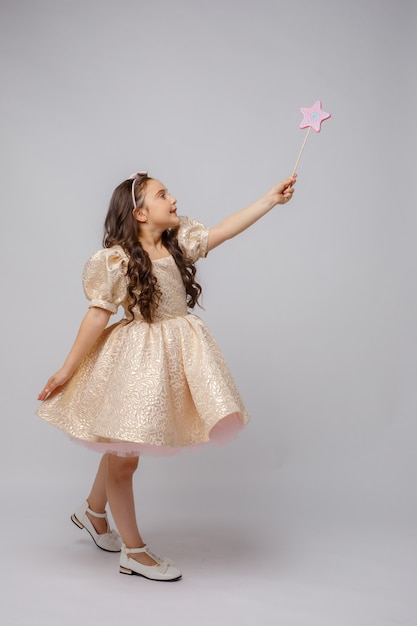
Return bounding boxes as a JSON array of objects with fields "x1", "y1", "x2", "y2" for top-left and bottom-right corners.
[{"x1": 292, "y1": 100, "x2": 331, "y2": 175}]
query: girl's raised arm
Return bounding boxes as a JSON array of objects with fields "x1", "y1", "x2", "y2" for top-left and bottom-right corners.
[
  {"x1": 207, "y1": 175, "x2": 296, "y2": 252},
  {"x1": 38, "y1": 306, "x2": 111, "y2": 400}
]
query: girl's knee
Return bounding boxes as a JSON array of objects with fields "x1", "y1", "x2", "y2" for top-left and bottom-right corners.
[{"x1": 107, "y1": 454, "x2": 139, "y2": 478}]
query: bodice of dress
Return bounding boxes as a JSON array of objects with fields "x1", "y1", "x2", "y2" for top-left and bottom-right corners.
[{"x1": 82, "y1": 216, "x2": 209, "y2": 322}]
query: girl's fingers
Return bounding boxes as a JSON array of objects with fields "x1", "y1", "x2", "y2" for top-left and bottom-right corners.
[
  {"x1": 278, "y1": 176, "x2": 296, "y2": 196},
  {"x1": 283, "y1": 185, "x2": 295, "y2": 202},
  {"x1": 38, "y1": 387, "x2": 51, "y2": 401},
  {"x1": 38, "y1": 378, "x2": 56, "y2": 400},
  {"x1": 38, "y1": 370, "x2": 69, "y2": 400}
]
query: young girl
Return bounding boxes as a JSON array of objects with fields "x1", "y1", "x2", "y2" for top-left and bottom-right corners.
[{"x1": 37, "y1": 171, "x2": 296, "y2": 582}]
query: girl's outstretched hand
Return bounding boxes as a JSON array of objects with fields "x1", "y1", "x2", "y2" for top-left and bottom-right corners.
[
  {"x1": 38, "y1": 368, "x2": 71, "y2": 401},
  {"x1": 207, "y1": 173, "x2": 298, "y2": 252},
  {"x1": 269, "y1": 174, "x2": 297, "y2": 205}
]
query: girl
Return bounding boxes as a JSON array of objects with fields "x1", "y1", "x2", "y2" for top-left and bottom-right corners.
[{"x1": 37, "y1": 171, "x2": 296, "y2": 582}]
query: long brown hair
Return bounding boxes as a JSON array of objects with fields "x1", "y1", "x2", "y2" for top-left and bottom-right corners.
[{"x1": 103, "y1": 176, "x2": 202, "y2": 322}]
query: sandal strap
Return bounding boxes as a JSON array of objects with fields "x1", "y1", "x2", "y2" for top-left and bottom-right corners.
[
  {"x1": 122, "y1": 544, "x2": 164, "y2": 564},
  {"x1": 86, "y1": 505, "x2": 108, "y2": 519},
  {"x1": 123, "y1": 544, "x2": 148, "y2": 554}
]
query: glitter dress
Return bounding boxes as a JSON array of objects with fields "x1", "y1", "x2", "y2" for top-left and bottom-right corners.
[{"x1": 36, "y1": 216, "x2": 249, "y2": 455}]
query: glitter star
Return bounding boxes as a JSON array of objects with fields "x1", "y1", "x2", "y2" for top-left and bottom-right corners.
[{"x1": 299, "y1": 100, "x2": 331, "y2": 133}]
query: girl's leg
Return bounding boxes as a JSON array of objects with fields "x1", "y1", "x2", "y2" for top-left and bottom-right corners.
[
  {"x1": 106, "y1": 453, "x2": 157, "y2": 566},
  {"x1": 84, "y1": 454, "x2": 110, "y2": 534}
]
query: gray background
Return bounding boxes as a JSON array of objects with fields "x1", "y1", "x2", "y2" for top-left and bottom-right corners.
[{"x1": 1, "y1": 0, "x2": 416, "y2": 624}]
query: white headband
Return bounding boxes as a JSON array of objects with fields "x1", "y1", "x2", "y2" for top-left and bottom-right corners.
[{"x1": 128, "y1": 171, "x2": 148, "y2": 209}]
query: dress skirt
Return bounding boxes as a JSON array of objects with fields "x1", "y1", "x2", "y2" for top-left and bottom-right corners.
[
  {"x1": 36, "y1": 218, "x2": 250, "y2": 456},
  {"x1": 37, "y1": 313, "x2": 249, "y2": 456}
]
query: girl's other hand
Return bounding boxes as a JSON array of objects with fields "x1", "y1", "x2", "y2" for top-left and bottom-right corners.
[
  {"x1": 37, "y1": 307, "x2": 111, "y2": 401},
  {"x1": 38, "y1": 368, "x2": 71, "y2": 401},
  {"x1": 269, "y1": 174, "x2": 297, "y2": 205}
]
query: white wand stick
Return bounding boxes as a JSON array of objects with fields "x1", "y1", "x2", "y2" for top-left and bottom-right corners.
[{"x1": 292, "y1": 127, "x2": 311, "y2": 176}]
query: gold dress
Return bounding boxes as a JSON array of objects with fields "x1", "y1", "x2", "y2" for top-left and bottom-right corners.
[{"x1": 37, "y1": 216, "x2": 250, "y2": 456}]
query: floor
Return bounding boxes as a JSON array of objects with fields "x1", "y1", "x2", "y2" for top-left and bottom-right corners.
[{"x1": 2, "y1": 473, "x2": 416, "y2": 626}]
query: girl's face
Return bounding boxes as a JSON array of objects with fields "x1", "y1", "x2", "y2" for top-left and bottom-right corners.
[{"x1": 137, "y1": 179, "x2": 179, "y2": 230}]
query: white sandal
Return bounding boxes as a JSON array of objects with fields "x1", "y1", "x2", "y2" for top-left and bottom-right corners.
[
  {"x1": 71, "y1": 500, "x2": 122, "y2": 553},
  {"x1": 119, "y1": 544, "x2": 182, "y2": 581}
]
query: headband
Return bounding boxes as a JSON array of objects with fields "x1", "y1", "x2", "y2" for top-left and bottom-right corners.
[{"x1": 128, "y1": 171, "x2": 148, "y2": 210}]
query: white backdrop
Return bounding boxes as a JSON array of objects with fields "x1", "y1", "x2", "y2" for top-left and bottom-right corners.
[{"x1": 1, "y1": 1, "x2": 416, "y2": 624}]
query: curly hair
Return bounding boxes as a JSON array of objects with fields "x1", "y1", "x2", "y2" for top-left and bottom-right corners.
[{"x1": 103, "y1": 176, "x2": 202, "y2": 322}]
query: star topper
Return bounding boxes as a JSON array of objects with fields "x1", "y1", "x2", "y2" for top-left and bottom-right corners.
[
  {"x1": 299, "y1": 100, "x2": 331, "y2": 133},
  {"x1": 291, "y1": 100, "x2": 332, "y2": 174}
]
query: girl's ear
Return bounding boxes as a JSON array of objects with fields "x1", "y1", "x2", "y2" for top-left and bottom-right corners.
[{"x1": 133, "y1": 208, "x2": 148, "y2": 223}]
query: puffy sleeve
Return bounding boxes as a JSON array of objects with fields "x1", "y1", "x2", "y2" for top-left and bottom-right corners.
[
  {"x1": 177, "y1": 215, "x2": 209, "y2": 263},
  {"x1": 82, "y1": 246, "x2": 128, "y2": 314}
]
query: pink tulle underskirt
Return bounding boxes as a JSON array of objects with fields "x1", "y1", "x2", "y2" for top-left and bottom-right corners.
[{"x1": 69, "y1": 412, "x2": 245, "y2": 457}]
